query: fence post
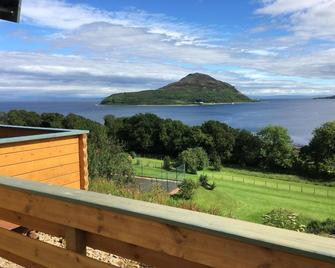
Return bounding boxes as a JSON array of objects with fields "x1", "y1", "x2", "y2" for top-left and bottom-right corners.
[
  {"x1": 161, "y1": 164, "x2": 163, "y2": 179},
  {"x1": 65, "y1": 227, "x2": 86, "y2": 255},
  {"x1": 301, "y1": 186, "x2": 303, "y2": 193}
]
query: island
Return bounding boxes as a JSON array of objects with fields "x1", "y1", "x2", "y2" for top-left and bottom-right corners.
[
  {"x1": 101, "y1": 73, "x2": 253, "y2": 105},
  {"x1": 315, "y1": 95, "x2": 335, "y2": 99}
]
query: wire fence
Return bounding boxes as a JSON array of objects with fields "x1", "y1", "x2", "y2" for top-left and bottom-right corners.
[
  {"x1": 133, "y1": 161, "x2": 335, "y2": 198},
  {"x1": 208, "y1": 173, "x2": 335, "y2": 198}
]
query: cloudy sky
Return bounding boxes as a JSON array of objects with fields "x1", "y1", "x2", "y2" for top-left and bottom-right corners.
[{"x1": 1, "y1": 0, "x2": 335, "y2": 100}]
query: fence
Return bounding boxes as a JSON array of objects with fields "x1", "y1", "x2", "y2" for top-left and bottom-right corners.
[
  {"x1": 0, "y1": 176, "x2": 334, "y2": 267},
  {"x1": 209, "y1": 173, "x2": 335, "y2": 198},
  {"x1": 133, "y1": 161, "x2": 335, "y2": 198}
]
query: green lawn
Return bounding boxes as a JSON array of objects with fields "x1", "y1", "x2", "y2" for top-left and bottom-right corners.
[{"x1": 133, "y1": 157, "x2": 335, "y2": 223}]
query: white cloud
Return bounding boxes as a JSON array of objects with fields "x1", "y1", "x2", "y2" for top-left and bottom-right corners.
[
  {"x1": 257, "y1": 0, "x2": 335, "y2": 40},
  {"x1": 21, "y1": 0, "x2": 219, "y2": 47}
]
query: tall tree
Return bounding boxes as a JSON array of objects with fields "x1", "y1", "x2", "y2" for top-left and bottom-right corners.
[
  {"x1": 302, "y1": 122, "x2": 335, "y2": 178},
  {"x1": 257, "y1": 125, "x2": 295, "y2": 169},
  {"x1": 201, "y1": 120, "x2": 236, "y2": 162},
  {"x1": 232, "y1": 129, "x2": 262, "y2": 167}
]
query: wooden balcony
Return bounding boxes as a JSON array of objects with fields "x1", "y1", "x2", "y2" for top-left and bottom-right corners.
[{"x1": 0, "y1": 176, "x2": 334, "y2": 267}]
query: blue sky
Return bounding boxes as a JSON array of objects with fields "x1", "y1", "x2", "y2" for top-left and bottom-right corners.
[{"x1": 1, "y1": 0, "x2": 335, "y2": 100}]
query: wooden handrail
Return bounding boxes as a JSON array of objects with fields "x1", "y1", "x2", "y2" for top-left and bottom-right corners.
[{"x1": 0, "y1": 176, "x2": 334, "y2": 267}]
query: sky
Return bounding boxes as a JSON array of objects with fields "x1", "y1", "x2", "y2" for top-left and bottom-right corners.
[{"x1": 1, "y1": 0, "x2": 335, "y2": 100}]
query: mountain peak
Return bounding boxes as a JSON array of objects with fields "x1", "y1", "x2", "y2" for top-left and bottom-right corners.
[{"x1": 179, "y1": 73, "x2": 218, "y2": 84}]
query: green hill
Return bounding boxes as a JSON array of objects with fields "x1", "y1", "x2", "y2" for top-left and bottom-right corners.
[{"x1": 101, "y1": 73, "x2": 253, "y2": 105}]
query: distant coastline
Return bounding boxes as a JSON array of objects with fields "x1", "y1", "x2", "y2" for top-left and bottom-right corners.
[
  {"x1": 99, "y1": 100, "x2": 258, "y2": 107},
  {"x1": 314, "y1": 95, "x2": 335, "y2": 100}
]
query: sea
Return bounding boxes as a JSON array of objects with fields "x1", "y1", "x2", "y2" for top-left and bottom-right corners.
[{"x1": 1, "y1": 98, "x2": 334, "y2": 145}]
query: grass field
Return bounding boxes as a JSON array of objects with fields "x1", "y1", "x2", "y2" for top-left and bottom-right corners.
[{"x1": 133, "y1": 157, "x2": 335, "y2": 224}]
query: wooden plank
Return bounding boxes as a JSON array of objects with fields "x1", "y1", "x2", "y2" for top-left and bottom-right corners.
[
  {"x1": 0, "y1": 184, "x2": 333, "y2": 268},
  {"x1": 0, "y1": 228, "x2": 114, "y2": 268},
  {"x1": 15, "y1": 163, "x2": 80, "y2": 182},
  {"x1": 0, "y1": 127, "x2": 49, "y2": 138},
  {"x1": 65, "y1": 227, "x2": 87, "y2": 255},
  {"x1": 0, "y1": 143, "x2": 79, "y2": 167},
  {"x1": 0, "y1": 153, "x2": 79, "y2": 177},
  {"x1": 65, "y1": 181, "x2": 81, "y2": 189},
  {"x1": 86, "y1": 233, "x2": 210, "y2": 268},
  {"x1": 43, "y1": 172, "x2": 80, "y2": 186},
  {"x1": 0, "y1": 208, "x2": 66, "y2": 237},
  {"x1": 0, "y1": 219, "x2": 19, "y2": 230},
  {"x1": 0, "y1": 137, "x2": 78, "y2": 155},
  {"x1": 79, "y1": 134, "x2": 89, "y2": 190},
  {"x1": 0, "y1": 248, "x2": 45, "y2": 268}
]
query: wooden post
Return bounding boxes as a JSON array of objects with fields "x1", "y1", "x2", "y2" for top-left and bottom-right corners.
[
  {"x1": 79, "y1": 134, "x2": 89, "y2": 190},
  {"x1": 65, "y1": 227, "x2": 86, "y2": 255}
]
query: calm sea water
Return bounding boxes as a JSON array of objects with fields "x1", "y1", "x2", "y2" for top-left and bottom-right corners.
[{"x1": 1, "y1": 98, "x2": 334, "y2": 145}]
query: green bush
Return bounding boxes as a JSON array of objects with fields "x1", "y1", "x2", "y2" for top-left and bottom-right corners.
[
  {"x1": 262, "y1": 209, "x2": 305, "y2": 232},
  {"x1": 306, "y1": 220, "x2": 322, "y2": 234},
  {"x1": 306, "y1": 218, "x2": 335, "y2": 235},
  {"x1": 179, "y1": 147, "x2": 209, "y2": 174},
  {"x1": 199, "y1": 174, "x2": 216, "y2": 190},
  {"x1": 177, "y1": 179, "x2": 198, "y2": 200},
  {"x1": 212, "y1": 154, "x2": 222, "y2": 171}
]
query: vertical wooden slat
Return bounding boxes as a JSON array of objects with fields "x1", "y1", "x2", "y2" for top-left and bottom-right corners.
[
  {"x1": 79, "y1": 134, "x2": 89, "y2": 190},
  {"x1": 65, "y1": 227, "x2": 87, "y2": 255}
]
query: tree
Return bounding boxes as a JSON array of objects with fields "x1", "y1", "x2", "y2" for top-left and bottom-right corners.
[
  {"x1": 201, "y1": 121, "x2": 236, "y2": 162},
  {"x1": 257, "y1": 125, "x2": 295, "y2": 169},
  {"x1": 159, "y1": 119, "x2": 190, "y2": 156},
  {"x1": 118, "y1": 113, "x2": 163, "y2": 154},
  {"x1": 232, "y1": 129, "x2": 262, "y2": 167},
  {"x1": 6, "y1": 110, "x2": 41, "y2": 126},
  {"x1": 104, "y1": 115, "x2": 124, "y2": 140},
  {"x1": 179, "y1": 147, "x2": 209, "y2": 174},
  {"x1": 301, "y1": 122, "x2": 335, "y2": 178},
  {"x1": 41, "y1": 113, "x2": 64, "y2": 128}
]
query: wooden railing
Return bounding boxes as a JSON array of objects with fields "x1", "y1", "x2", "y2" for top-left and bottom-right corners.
[{"x1": 0, "y1": 176, "x2": 334, "y2": 268}]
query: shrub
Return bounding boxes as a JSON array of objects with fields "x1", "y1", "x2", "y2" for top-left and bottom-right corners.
[
  {"x1": 306, "y1": 220, "x2": 322, "y2": 234},
  {"x1": 262, "y1": 209, "x2": 305, "y2": 232},
  {"x1": 306, "y1": 218, "x2": 335, "y2": 235},
  {"x1": 177, "y1": 179, "x2": 198, "y2": 200},
  {"x1": 212, "y1": 154, "x2": 222, "y2": 171},
  {"x1": 179, "y1": 147, "x2": 209, "y2": 174},
  {"x1": 199, "y1": 174, "x2": 216, "y2": 190},
  {"x1": 163, "y1": 156, "x2": 172, "y2": 170}
]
